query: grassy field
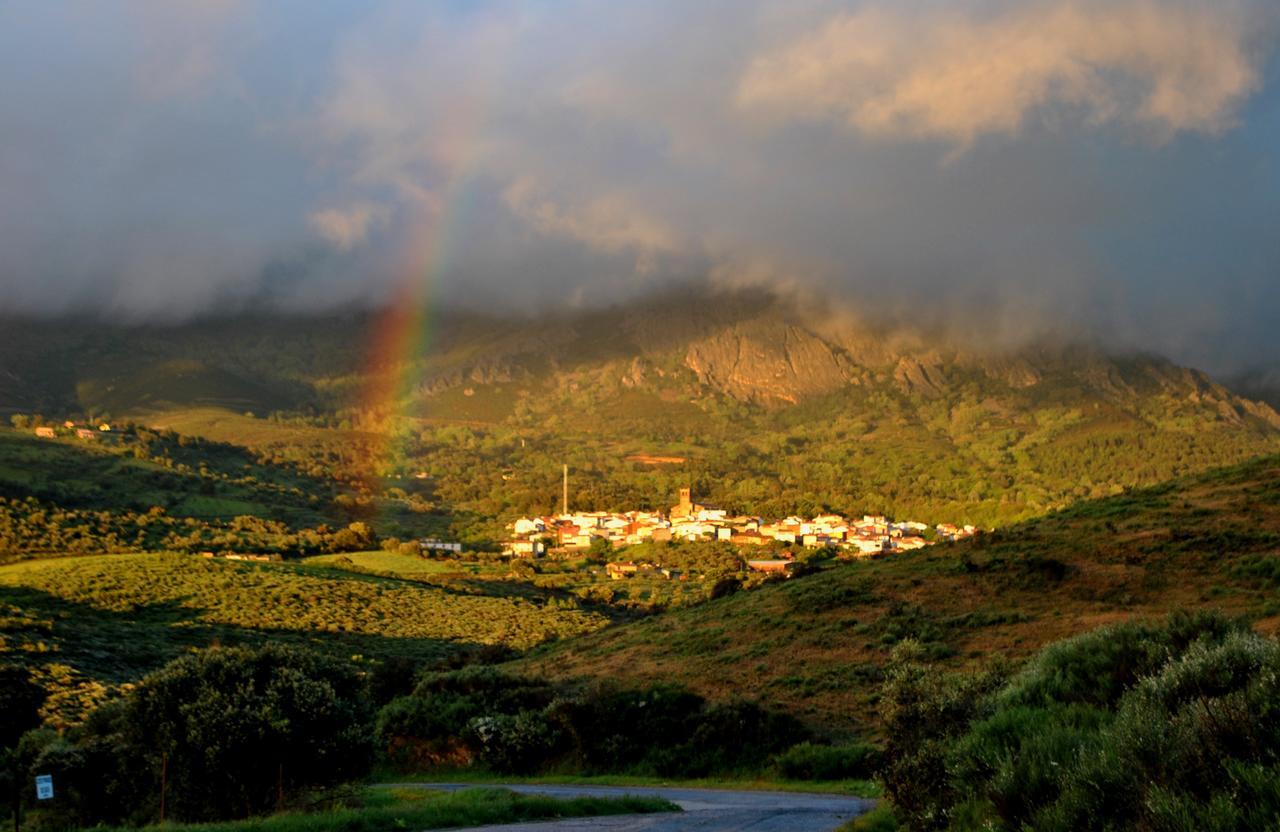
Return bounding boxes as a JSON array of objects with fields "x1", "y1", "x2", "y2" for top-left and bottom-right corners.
[
  {"x1": 49, "y1": 786, "x2": 677, "y2": 832},
  {"x1": 0, "y1": 552, "x2": 609, "y2": 726},
  {"x1": 516, "y1": 453, "x2": 1280, "y2": 735}
]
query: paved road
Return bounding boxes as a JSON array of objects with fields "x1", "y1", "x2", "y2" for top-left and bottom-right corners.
[{"x1": 384, "y1": 782, "x2": 875, "y2": 831}]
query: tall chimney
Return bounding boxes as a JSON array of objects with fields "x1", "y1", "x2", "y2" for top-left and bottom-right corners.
[{"x1": 563, "y1": 464, "x2": 569, "y2": 515}]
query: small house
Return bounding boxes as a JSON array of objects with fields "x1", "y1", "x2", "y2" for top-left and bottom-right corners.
[
  {"x1": 606, "y1": 561, "x2": 639, "y2": 580},
  {"x1": 747, "y1": 559, "x2": 795, "y2": 575}
]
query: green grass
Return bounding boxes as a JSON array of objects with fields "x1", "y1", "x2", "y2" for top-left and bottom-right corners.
[
  {"x1": 384, "y1": 770, "x2": 881, "y2": 798},
  {"x1": 838, "y1": 805, "x2": 899, "y2": 831},
  {"x1": 72, "y1": 786, "x2": 677, "y2": 832}
]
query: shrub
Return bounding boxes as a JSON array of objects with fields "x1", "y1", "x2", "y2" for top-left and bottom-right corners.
[
  {"x1": 878, "y1": 640, "x2": 1008, "y2": 831},
  {"x1": 467, "y1": 711, "x2": 565, "y2": 774},
  {"x1": 888, "y1": 613, "x2": 1280, "y2": 832},
  {"x1": 126, "y1": 643, "x2": 375, "y2": 821},
  {"x1": 0, "y1": 663, "x2": 45, "y2": 748},
  {"x1": 377, "y1": 673, "x2": 806, "y2": 779},
  {"x1": 774, "y1": 741, "x2": 882, "y2": 780}
]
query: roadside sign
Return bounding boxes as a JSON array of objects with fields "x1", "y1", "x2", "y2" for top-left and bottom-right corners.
[{"x1": 35, "y1": 774, "x2": 53, "y2": 800}]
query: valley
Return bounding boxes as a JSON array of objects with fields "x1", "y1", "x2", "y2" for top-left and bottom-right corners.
[{"x1": 3, "y1": 294, "x2": 1280, "y2": 829}]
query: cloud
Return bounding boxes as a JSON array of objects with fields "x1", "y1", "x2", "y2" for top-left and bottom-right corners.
[
  {"x1": 124, "y1": 0, "x2": 247, "y2": 100},
  {"x1": 738, "y1": 0, "x2": 1271, "y2": 145},
  {"x1": 502, "y1": 177, "x2": 681, "y2": 274},
  {"x1": 308, "y1": 202, "x2": 391, "y2": 251},
  {"x1": 1, "y1": 1, "x2": 1278, "y2": 373}
]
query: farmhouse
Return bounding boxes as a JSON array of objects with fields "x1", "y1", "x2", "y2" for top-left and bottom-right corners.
[
  {"x1": 219, "y1": 553, "x2": 282, "y2": 563},
  {"x1": 420, "y1": 538, "x2": 463, "y2": 553},
  {"x1": 34, "y1": 426, "x2": 56, "y2": 438},
  {"x1": 505, "y1": 539, "x2": 546, "y2": 558},
  {"x1": 606, "y1": 561, "x2": 640, "y2": 580},
  {"x1": 747, "y1": 559, "x2": 795, "y2": 575}
]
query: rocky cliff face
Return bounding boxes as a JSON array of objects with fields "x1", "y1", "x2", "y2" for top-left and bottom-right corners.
[
  {"x1": 619, "y1": 299, "x2": 1277, "y2": 428},
  {"x1": 383, "y1": 290, "x2": 1280, "y2": 431},
  {"x1": 5, "y1": 288, "x2": 1278, "y2": 434},
  {"x1": 684, "y1": 320, "x2": 860, "y2": 404}
]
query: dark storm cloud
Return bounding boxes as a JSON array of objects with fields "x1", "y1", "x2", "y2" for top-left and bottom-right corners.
[{"x1": 0, "y1": 1, "x2": 1277, "y2": 372}]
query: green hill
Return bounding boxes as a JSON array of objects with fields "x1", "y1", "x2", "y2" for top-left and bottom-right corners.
[{"x1": 515, "y1": 453, "x2": 1280, "y2": 734}]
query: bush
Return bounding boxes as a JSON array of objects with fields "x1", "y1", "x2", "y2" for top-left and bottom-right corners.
[
  {"x1": 878, "y1": 640, "x2": 1008, "y2": 831},
  {"x1": 0, "y1": 663, "x2": 45, "y2": 748},
  {"x1": 774, "y1": 741, "x2": 882, "y2": 781},
  {"x1": 126, "y1": 643, "x2": 375, "y2": 822},
  {"x1": 468, "y1": 711, "x2": 565, "y2": 774},
  {"x1": 884, "y1": 613, "x2": 1280, "y2": 832},
  {"x1": 376, "y1": 673, "x2": 807, "y2": 779}
]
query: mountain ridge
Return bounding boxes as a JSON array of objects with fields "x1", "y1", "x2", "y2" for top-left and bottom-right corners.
[
  {"x1": 3, "y1": 288, "x2": 1277, "y2": 426},
  {"x1": 3, "y1": 288, "x2": 1278, "y2": 529}
]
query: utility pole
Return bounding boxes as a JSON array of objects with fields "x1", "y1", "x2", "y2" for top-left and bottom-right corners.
[{"x1": 562, "y1": 464, "x2": 569, "y2": 515}]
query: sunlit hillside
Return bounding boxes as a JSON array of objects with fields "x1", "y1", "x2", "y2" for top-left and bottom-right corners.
[{"x1": 516, "y1": 453, "x2": 1280, "y2": 734}]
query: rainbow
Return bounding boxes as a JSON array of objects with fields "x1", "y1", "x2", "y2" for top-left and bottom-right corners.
[{"x1": 357, "y1": 50, "x2": 505, "y2": 487}]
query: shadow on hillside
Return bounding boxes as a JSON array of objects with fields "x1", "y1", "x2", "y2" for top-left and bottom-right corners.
[{"x1": 0, "y1": 585, "x2": 468, "y2": 684}]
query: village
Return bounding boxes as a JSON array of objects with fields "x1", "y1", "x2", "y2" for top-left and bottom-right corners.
[{"x1": 503, "y1": 485, "x2": 978, "y2": 580}]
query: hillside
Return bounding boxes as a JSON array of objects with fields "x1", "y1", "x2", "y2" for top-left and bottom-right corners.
[
  {"x1": 0, "y1": 551, "x2": 609, "y2": 727},
  {"x1": 2, "y1": 289, "x2": 1278, "y2": 531},
  {"x1": 0, "y1": 426, "x2": 332, "y2": 524},
  {"x1": 515, "y1": 453, "x2": 1280, "y2": 734}
]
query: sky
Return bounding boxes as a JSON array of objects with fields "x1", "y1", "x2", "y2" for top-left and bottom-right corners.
[{"x1": 0, "y1": 0, "x2": 1277, "y2": 374}]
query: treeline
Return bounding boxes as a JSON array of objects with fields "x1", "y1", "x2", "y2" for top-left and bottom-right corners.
[
  {"x1": 1, "y1": 645, "x2": 868, "y2": 829},
  {"x1": 1, "y1": 421, "x2": 332, "y2": 526},
  {"x1": 374, "y1": 666, "x2": 867, "y2": 779},
  {"x1": 6, "y1": 599, "x2": 1279, "y2": 830}
]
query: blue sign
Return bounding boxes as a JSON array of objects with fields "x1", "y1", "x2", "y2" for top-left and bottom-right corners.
[{"x1": 35, "y1": 774, "x2": 53, "y2": 800}]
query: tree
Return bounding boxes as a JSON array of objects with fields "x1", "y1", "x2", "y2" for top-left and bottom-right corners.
[
  {"x1": 587, "y1": 536, "x2": 612, "y2": 562},
  {"x1": 125, "y1": 644, "x2": 375, "y2": 821},
  {"x1": 0, "y1": 664, "x2": 44, "y2": 749},
  {"x1": 1, "y1": 664, "x2": 46, "y2": 831}
]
